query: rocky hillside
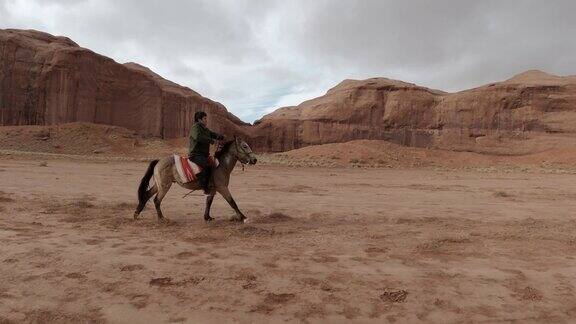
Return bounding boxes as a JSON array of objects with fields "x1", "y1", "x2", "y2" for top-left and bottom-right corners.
[
  {"x1": 255, "y1": 71, "x2": 576, "y2": 153},
  {"x1": 0, "y1": 29, "x2": 248, "y2": 139},
  {"x1": 2, "y1": 29, "x2": 576, "y2": 155},
  {"x1": 252, "y1": 78, "x2": 444, "y2": 151}
]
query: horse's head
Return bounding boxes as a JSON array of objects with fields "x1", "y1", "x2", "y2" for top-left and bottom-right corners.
[{"x1": 232, "y1": 137, "x2": 257, "y2": 165}]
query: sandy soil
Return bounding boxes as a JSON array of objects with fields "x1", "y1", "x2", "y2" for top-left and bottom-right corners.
[
  {"x1": 1, "y1": 156, "x2": 576, "y2": 323},
  {"x1": 268, "y1": 138, "x2": 576, "y2": 170},
  {"x1": 5, "y1": 123, "x2": 576, "y2": 171},
  {"x1": 0, "y1": 123, "x2": 186, "y2": 158}
]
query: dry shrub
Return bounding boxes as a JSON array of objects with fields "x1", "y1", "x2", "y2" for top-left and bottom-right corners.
[
  {"x1": 254, "y1": 212, "x2": 293, "y2": 224},
  {"x1": 111, "y1": 202, "x2": 135, "y2": 210},
  {"x1": 264, "y1": 293, "x2": 296, "y2": 305},
  {"x1": 416, "y1": 233, "x2": 472, "y2": 253},
  {"x1": 43, "y1": 197, "x2": 95, "y2": 216},
  {"x1": 518, "y1": 286, "x2": 543, "y2": 301},
  {"x1": 395, "y1": 216, "x2": 440, "y2": 224},
  {"x1": 494, "y1": 190, "x2": 512, "y2": 198},
  {"x1": 70, "y1": 199, "x2": 94, "y2": 209},
  {"x1": 149, "y1": 277, "x2": 173, "y2": 286},
  {"x1": 380, "y1": 289, "x2": 408, "y2": 303},
  {"x1": 0, "y1": 191, "x2": 15, "y2": 203},
  {"x1": 149, "y1": 276, "x2": 203, "y2": 287},
  {"x1": 251, "y1": 292, "x2": 296, "y2": 314},
  {"x1": 0, "y1": 316, "x2": 16, "y2": 324},
  {"x1": 237, "y1": 225, "x2": 275, "y2": 237},
  {"x1": 23, "y1": 309, "x2": 104, "y2": 324},
  {"x1": 234, "y1": 269, "x2": 257, "y2": 282},
  {"x1": 285, "y1": 185, "x2": 313, "y2": 193},
  {"x1": 0, "y1": 197, "x2": 15, "y2": 203}
]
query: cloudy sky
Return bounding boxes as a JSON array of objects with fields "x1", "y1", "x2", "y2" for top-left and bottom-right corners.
[{"x1": 1, "y1": 0, "x2": 575, "y2": 122}]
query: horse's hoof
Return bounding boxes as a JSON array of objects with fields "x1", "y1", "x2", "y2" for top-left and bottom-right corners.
[
  {"x1": 133, "y1": 212, "x2": 139, "y2": 220},
  {"x1": 158, "y1": 217, "x2": 169, "y2": 224},
  {"x1": 204, "y1": 216, "x2": 214, "y2": 222},
  {"x1": 230, "y1": 217, "x2": 247, "y2": 223}
]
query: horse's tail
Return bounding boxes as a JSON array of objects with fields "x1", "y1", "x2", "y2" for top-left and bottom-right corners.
[{"x1": 138, "y1": 159, "x2": 159, "y2": 204}]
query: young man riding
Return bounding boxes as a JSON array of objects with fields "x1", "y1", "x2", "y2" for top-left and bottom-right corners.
[{"x1": 188, "y1": 111, "x2": 225, "y2": 194}]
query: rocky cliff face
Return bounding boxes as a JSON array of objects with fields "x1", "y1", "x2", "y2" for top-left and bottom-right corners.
[
  {"x1": 433, "y1": 70, "x2": 576, "y2": 150},
  {"x1": 255, "y1": 71, "x2": 576, "y2": 152},
  {"x1": 3, "y1": 29, "x2": 576, "y2": 154},
  {"x1": 252, "y1": 78, "x2": 444, "y2": 151},
  {"x1": 0, "y1": 29, "x2": 248, "y2": 139}
]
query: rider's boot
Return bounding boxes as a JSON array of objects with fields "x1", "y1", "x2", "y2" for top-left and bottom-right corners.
[{"x1": 196, "y1": 170, "x2": 211, "y2": 195}]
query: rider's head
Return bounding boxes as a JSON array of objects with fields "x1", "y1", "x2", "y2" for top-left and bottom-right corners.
[{"x1": 194, "y1": 111, "x2": 207, "y2": 125}]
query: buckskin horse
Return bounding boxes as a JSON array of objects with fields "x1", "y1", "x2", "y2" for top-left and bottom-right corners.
[{"x1": 134, "y1": 137, "x2": 257, "y2": 223}]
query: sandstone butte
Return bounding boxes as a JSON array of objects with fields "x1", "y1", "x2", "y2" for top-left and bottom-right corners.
[
  {"x1": 0, "y1": 29, "x2": 249, "y2": 140},
  {"x1": 254, "y1": 71, "x2": 576, "y2": 152},
  {"x1": 2, "y1": 28, "x2": 576, "y2": 153}
]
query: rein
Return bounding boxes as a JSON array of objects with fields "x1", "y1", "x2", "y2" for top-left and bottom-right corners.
[
  {"x1": 234, "y1": 138, "x2": 251, "y2": 171},
  {"x1": 181, "y1": 139, "x2": 248, "y2": 198}
]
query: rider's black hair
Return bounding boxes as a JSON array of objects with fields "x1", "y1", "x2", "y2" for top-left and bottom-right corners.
[{"x1": 194, "y1": 111, "x2": 207, "y2": 122}]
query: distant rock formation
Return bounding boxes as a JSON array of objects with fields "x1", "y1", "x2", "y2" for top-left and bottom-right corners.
[
  {"x1": 251, "y1": 78, "x2": 444, "y2": 151},
  {"x1": 2, "y1": 29, "x2": 576, "y2": 154},
  {"x1": 0, "y1": 29, "x2": 248, "y2": 139},
  {"x1": 254, "y1": 70, "x2": 576, "y2": 152}
]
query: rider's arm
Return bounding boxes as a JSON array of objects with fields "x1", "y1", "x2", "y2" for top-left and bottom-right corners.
[
  {"x1": 191, "y1": 126, "x2": 215, "y2": 144},
  {"x1": 208, "y1": 129, "x2": 224, "y2": 141}
]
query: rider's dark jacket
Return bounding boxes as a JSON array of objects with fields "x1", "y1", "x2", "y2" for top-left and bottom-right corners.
[{"x1": 188, "y1": 122, "x2": 224, "y2": 157}]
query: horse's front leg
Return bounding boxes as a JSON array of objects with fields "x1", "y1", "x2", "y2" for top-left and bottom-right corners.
[
  {"x1": 217, "y1": 187, "x2": 247, "y2": 222},
  {"x1": 204, "y1": 193, "x2": 216, "y2": 222}
]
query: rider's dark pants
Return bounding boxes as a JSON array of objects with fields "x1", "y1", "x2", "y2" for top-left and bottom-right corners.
[{"x1": 189, "y1": 154, "x2": 210, "y2": 191}]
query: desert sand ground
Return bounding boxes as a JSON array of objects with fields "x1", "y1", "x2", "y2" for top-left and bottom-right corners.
[{"x1": 1, "y1": 154, "x2": 576, "y2": 323}]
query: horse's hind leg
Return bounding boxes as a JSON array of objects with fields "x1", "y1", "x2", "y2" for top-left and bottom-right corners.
[
  {"x1": 134, "y1": 185, "x2": 157, "y2": 219},
  {"x1": 154, "y1": 182, "x2": 172, "y2": 223}
]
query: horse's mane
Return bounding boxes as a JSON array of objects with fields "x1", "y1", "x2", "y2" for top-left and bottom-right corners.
[{"x1": 215, "y1": 140, "x2": 235, "y2": 159}]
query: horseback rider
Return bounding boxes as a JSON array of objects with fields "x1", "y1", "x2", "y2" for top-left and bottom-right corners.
[{"x1": 188, "y1": 111, "x2": 225, "y2": 194}]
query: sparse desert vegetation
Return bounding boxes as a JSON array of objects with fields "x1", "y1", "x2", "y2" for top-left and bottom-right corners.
[{"x1": 2, "y1": 156, "x2": 576, "y2": 322}]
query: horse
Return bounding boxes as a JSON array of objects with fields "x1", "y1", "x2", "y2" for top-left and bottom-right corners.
[{"x1": 133, "y1": 137, "x2": 257, "y2": 223}]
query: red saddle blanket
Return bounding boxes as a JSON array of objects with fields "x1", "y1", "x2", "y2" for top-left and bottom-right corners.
[{"x1": 174, "y1": 155, "x2": 219, "y2": 183}]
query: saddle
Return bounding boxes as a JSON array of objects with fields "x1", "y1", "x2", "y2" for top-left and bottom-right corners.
[{"x1": 174, "y1": 154, "x2": 219, "y2": 183}]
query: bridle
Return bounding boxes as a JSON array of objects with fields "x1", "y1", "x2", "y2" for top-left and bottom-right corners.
[{"x1": 234, "y1": 137, "x2": 252, "y2": 170}]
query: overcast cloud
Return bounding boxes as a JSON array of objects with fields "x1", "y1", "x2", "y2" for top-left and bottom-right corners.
[{"x1": 1, "y1": 0, "x2": 575, "y2": 122}]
